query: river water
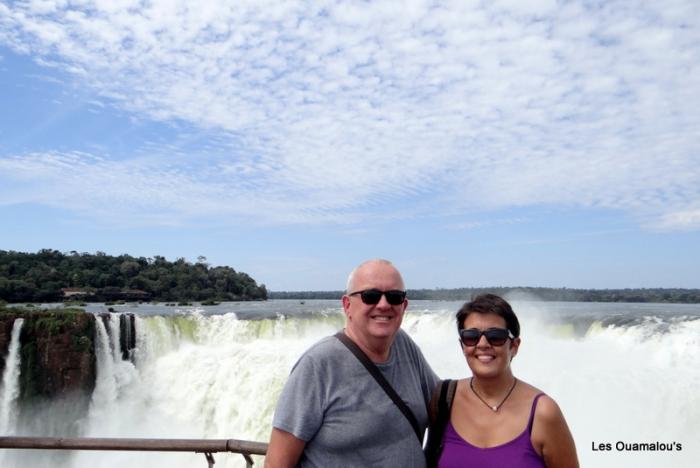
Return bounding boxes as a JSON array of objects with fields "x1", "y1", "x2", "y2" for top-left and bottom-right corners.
[{"x1": 1, "y1": 299, "x2": 698, "y2": 467}]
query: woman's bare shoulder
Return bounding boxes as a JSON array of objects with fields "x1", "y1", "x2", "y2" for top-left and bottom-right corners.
[
  {"x1": 514, "y1": 380, "x2": 563, "y2": 418},
  {"x1": 535, "y1": 394, "x2": 564, "y2": 421},
  {"x1": 515, "y1": 379, "x2": 547, "y2": 399}
]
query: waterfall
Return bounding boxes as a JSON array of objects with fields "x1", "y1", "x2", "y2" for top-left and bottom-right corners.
[
  {"x1": 90, "y1": 316, "x2": 118, "y2": 409},
  {"x1": 82, "y1": 313, "x2": 139, "y2": 442},
  {"x1": 0, "y1": 318, "x2": 24, "y2": 435},
  {"x1": 2, "y1": 302, "x2": 698, "y2": 468}
]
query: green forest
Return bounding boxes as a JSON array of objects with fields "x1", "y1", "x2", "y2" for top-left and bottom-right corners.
[
  {"x1": 2, "y1": 250, "x2": 697, "y2": 304},
  {"x1": 270, "y1": 286, "x2": 700, "y2": 303},
  {"x1": 0, "y1": 250, "x2": 267, "y2": 303}
]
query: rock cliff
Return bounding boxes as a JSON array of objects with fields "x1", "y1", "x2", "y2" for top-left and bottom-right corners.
[{"x1": 0, "y1": 308, "x2": 96, "y2": 400}]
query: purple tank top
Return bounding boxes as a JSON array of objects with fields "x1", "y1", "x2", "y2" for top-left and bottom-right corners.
[{"x1": 438, "y1": 393, "x2": 547, "y2": 468}]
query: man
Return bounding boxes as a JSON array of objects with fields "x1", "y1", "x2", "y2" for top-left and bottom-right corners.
[{"x1": 265, "y1": 259, "x2": 439, "y2": 468}]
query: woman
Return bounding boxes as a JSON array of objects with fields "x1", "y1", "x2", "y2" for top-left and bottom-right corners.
[{"x1": 432, "y1": 294, "x2": 578, "y2": 468}]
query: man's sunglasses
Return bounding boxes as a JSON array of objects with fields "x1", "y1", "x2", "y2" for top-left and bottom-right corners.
[
  {"x1": 459, "y1": 328, "x2": 514, "y2": 347},
  {"x1": 348, "y1": 289, "x2": 407, "y2": 305}
]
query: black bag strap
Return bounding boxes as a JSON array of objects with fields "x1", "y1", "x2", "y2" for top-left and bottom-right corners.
[
  {"x1": 334, "y1": 331, "x2": 423, "y2": 443},
  {"x1": 425, "y1": 379, "x2": 458, "y2": 468},
  {"x1": 438, "y1": 379, "x2": 457, "y2": 423}
]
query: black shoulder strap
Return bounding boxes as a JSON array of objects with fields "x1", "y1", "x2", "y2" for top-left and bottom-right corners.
[
  {"x1": 425, "y1": 379, "x2": 458, "y2": 468},
  {"x1": 439, "y1": 379, "x2": 458, "y2": 424},
  {"x1": 334, "y1": 331, "x2": 422, "y2": 443}
]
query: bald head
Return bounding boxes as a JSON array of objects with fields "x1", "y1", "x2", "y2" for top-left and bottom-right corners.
[{"x1": 346, "y1": 259, "x2": 405, "y2": 294}]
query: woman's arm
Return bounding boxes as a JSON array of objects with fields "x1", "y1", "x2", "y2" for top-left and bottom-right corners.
[{"x1": 532, "y1": 395, "x2": 579, "y2": 468}]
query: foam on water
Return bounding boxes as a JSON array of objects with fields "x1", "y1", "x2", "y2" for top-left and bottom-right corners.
[{"x1": 73, "y1": 311, "x2": 346, "y2": 468}]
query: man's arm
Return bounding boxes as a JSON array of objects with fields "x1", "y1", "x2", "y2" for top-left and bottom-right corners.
[{"x1": 264, "y1": 428, "x2": 306, "y2": 468}]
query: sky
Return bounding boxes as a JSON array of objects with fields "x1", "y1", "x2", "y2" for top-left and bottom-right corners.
[{"x1": 0, "y1": 0, "x2": 699, "y2": 291}]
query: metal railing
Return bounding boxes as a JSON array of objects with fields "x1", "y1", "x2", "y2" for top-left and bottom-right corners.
[{"x1": 0, "y1": 436, "x2": 268, "y2": 468}]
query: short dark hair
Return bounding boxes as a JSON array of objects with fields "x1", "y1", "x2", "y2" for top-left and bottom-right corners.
[{"x1": 456, "y1": 293, "x2": 520, "y2": 338}]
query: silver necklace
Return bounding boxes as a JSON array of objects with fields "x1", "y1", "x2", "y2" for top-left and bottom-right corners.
[{"x1": 470, "y1": 377, "x2": 517, "y2": 412}]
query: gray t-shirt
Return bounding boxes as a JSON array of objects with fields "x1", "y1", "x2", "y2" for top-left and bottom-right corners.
[{"x1": 272, "y1": 329, "x2": 439, "y2": 468}]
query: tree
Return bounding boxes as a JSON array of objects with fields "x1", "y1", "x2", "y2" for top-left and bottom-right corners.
[{"x1": 0, "y1": 250, "x2": 268, "y2": 302}]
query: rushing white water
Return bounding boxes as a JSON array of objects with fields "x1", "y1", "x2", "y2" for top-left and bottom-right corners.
[
  {"x1": 0, "y1": 318, "x2": 24, "y2": 435},
  {"x1": 3, "y1": 301, "x2": 699, "y2": 467},
  {"x1": 91, "y1": 316, "x2": 118, "y2": 408},
  {"x1": 88, "y1": 315, "x2": 139, "y2": 418}
]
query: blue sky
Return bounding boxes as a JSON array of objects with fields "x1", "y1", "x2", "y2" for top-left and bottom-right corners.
[{"x1": 1, "y1": 0, "x2": 699, "y2": 291}]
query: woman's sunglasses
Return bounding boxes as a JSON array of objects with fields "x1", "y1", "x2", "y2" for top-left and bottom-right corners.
[
  {"x1": 348, "y1": 289, "x2": 407, "y2": 305},
  {"x1": 459, "y1": 328, "x2": 514, "y2": 347}
]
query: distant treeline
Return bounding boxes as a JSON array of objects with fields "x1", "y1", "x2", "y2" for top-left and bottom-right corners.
[
  {"x1": 270, "y1": 287, "x2": 700, "y2": 303},
  {"x1": 0, "y1": 250, "x2": 267, "y2": 303}
]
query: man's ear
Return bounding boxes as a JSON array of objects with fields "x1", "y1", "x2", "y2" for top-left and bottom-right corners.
[{"x1": 342, "y1": 295, "x2": 351, "y2": 317}]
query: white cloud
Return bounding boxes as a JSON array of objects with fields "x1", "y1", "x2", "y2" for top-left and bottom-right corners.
[
  {"x1": 0, "y1": 0, "x2": 699, "y2": 230},
  {"x1": 652, "y1": 209, "x2": 700, "y2": 231},
  {"x1": 0, "y1": 149, "x2": 375, "y2": 226}
]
